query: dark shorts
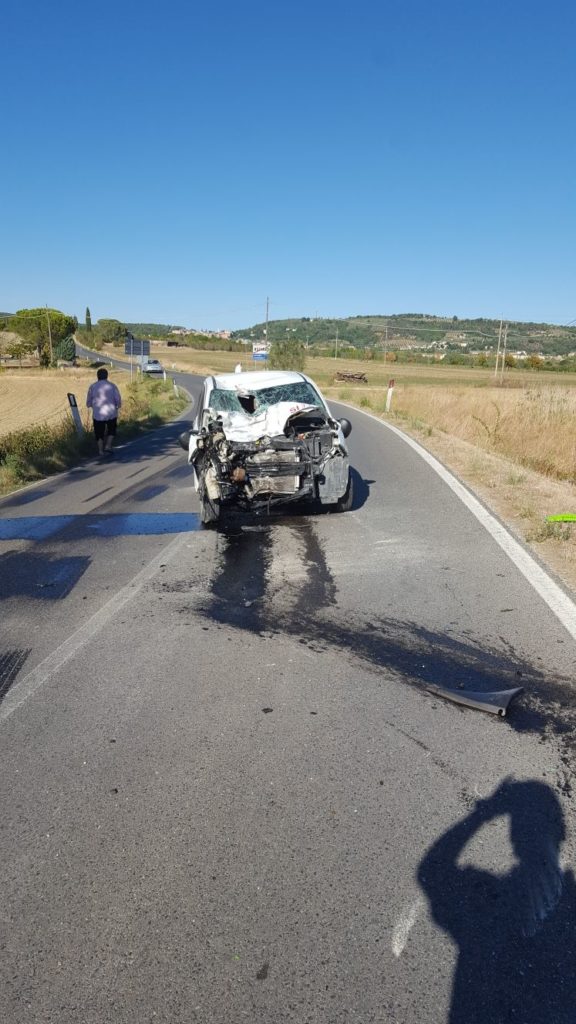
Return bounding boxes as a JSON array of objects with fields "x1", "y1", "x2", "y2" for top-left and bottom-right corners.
[{"x1": 93, "y1": 418, "x2": 117, "y2": 440}]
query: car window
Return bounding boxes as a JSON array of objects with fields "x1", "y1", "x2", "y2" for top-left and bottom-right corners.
[{"x1": 209, "y1": 382, "x2": 323, "y2": 414}]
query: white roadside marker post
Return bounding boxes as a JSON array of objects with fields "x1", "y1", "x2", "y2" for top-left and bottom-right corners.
[
  {"x1": 67, "y1": 393, "x2": 84, "y2": 436},
  {"x1": 385, "y1": 378, "x2": 395, "y2": 413}
]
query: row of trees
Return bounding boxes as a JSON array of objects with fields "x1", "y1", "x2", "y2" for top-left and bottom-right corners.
[
  {"x1": 4, "y1": 308, "x2": 77, "y2": 365},
  {"x1": 266, "y1": 339, "x2": 573, "y2": 373},
  {"x1": 2, "y1": 306, "x2": 130, "y2": 363}
]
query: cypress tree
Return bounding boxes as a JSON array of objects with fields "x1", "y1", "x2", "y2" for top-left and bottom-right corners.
[{"x1": 86, "y1": 307, "x2": 92, "y2": 332}]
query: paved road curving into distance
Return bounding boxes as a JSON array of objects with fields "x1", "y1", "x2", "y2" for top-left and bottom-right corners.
[{"x1": 1, "y1": 353, "x2": 575, "y2": 1023}]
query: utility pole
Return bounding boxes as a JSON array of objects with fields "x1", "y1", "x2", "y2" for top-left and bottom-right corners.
[
  {"x1": 494, "y1": 319, "x2": 503, "y2": 379},
  {"x1": 500, "y1": 323, "x2": 509, "y2": 382},
  {"x1": 45, "y1": 306, "x2": 53, "y2": 364},
  {"x1": 264, "y1": 296, "x2": 269, "y2": 347},
  {"x1": 384, "y1": 324, "x2": 388, "y2": 364}
]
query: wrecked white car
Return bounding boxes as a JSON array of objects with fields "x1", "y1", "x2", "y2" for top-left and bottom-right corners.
[{"x1": 179, "y1": 370, "x2": 353, "y2": 524}]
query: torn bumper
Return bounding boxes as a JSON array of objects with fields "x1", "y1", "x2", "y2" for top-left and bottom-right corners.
[{"x1": 189, "y1": 406, "x2": 349, "y2": 511}]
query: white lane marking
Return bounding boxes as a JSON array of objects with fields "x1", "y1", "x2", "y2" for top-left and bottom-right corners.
[
  {"x1": 392, "y1": 897, "x2": 423, "y2": 957},
  {"x1": 344, "y1": 405, "x2": 576, "y2": 643},
  {"x1": 0, "y1": 531, "x2": 195, "y2": 725}
]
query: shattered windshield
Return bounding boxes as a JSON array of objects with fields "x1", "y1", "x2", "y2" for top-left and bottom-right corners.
[{"x1": 209, "y1": 382, "x2": 324, "y2": 414}]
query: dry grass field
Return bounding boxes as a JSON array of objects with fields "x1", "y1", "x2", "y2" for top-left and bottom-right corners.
[
  {"x1": 323, "y1": 382, "x2": 576, "y2": 482},
  {"x1": 0, "y1": 369, "x2": 123, "y2": 436}
]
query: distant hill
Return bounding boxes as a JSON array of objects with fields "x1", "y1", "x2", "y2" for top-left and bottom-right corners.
[
  {"x1": 124, "y1": 323, "x2": 184, "y2": 338},
  {"x1": 232, "y1": 314, "x2": 576, "y2": 355}
]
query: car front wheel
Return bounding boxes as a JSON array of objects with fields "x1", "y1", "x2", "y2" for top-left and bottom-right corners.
[
  {"x1": 333, "y1": 469, "x2": 354, "y2": 512},
  {"x1": 199, "y1": 485, "x2": 220, "y2": 525}
]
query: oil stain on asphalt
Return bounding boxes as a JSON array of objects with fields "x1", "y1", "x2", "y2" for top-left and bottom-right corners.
[
  {"x1": 202, "y1": 517, "x2": 576, "y2": 786},
  {"x1": 206, "y1": 517, "x2": 337, "y2": 634}
]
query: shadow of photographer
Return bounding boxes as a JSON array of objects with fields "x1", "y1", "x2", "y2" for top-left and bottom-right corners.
[{"x1": 418, "y1": 779, "x2": 575, "y2": 1023}]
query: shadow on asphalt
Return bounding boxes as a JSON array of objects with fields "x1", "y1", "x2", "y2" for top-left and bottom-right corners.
[
  {"x1": 419, "y1": 778, "x2": 576, "y2": 1023},
  {"x1": 0, "y1": 488, "x2": 54, "y2": 508},
  {"x1": 350, "y1": 468, "x2": 373, "y2": 511},
  {"x1": 0, "y1": 551, "x2": 91, "y2": 600}
]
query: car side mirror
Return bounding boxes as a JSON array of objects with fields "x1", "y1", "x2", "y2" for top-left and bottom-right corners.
[
  {"x1": 338, "y1": 418, "x2": 352, "y2": 438},
  {"x1": 178, "y1": 430, "x2": 191, "y2": 451}
]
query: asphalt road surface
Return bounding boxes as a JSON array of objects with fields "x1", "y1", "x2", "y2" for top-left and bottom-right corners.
[{"x1": 1, "y1": 359, "x2": 576, "y2": 1023}]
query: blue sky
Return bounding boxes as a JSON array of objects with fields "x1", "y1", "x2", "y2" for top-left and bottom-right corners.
[{"x1": 2, "y1": 0, "x2": 575, "y2": 330}]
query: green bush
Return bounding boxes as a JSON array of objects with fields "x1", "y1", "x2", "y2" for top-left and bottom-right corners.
[
  {"x1": 268, "y1": 338, "x2": 306, "y2": 371},
  {"x1": 53, "y1": 335, "x2": 76, "y2": 362}
]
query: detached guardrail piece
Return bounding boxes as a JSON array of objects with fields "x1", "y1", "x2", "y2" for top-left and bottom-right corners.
[{"x1": 426, "y1": 684, "x2": 524, "y2": 717}]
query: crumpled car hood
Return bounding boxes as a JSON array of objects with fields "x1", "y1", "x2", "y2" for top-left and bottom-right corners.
[{"x1": 208, "y1": 401, "x2": 323, "y2": 443}]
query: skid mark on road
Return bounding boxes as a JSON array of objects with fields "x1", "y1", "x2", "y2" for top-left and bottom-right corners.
[
  {"x1": 0, "y1": 650, "x2": 31, "y2": 704},
  {"x1": 208, "y1": 524, "x2": 272, "y2": 632},
  {"x1": 199, "y1": 522, "x2": 576, "y2": 785},
  {"x1": 205, "y1": 519, "x2": 337, "y2": 634}
]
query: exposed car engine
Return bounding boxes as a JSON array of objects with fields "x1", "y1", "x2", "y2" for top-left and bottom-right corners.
[{"x1": 189, "y1": 407, "x2": 349, "y2": 523}]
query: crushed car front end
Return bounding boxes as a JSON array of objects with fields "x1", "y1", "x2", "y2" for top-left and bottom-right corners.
[{"x1": 182, "y1": 373, "x2": 352, "y2": 524}]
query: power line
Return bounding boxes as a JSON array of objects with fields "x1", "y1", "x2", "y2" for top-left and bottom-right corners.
[{"x1": 0, "y1": 311, "x2": 53, "y2": 323}]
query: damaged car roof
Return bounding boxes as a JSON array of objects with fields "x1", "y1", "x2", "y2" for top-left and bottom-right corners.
[{"x1": 211, "y1": 370, "x2": 312, "y2": 391}]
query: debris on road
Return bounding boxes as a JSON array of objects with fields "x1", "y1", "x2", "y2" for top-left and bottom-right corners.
[{"x1": 426, "y1": 684, "x2": 524, "y2": 717}]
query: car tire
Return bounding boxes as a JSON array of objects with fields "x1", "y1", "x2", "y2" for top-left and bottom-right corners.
[
  {"x1": 333, "y1": 469, "x2": 354, "y2": 512},
  {"x1": 200, "y1": 486, "x2": 220, "y2": 525}
]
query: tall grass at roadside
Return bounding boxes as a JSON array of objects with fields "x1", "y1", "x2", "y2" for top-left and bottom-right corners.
[
  {"x1": 326, "y1": 384, "x2": 576, "y2": 482},
  {"x1": 0, "y1": 417, "x2": 94, "y2": 489},
  {"x1": 0, "y1": 378, "x2": 187, "y2": 494}
]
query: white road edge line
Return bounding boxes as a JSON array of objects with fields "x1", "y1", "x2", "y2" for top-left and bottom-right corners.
[
  {"x1": 343, "y1": 405, "x2": 576, "y2": 643},
  {"x1": 0, "y1": 530, "x2": 194, "y2": 725}
]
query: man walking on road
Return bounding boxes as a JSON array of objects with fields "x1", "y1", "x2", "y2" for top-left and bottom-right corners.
[{"x1": 86, "y1": 368, "x2": 122, "y2": 457}]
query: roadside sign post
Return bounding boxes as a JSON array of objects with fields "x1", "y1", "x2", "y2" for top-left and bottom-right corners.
[
  {"x1": 385, "y1": 378, "x2": 395, "y2": 413},
  {"x1": 67, "y1": 393, "x2": 84, "y2": 435},
  {"x1": 252, "y1": 342, "x2": 270, "y2": 363},
  {"x1": 124, "y1": 336, "x2": 150, "y2": 382}
]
